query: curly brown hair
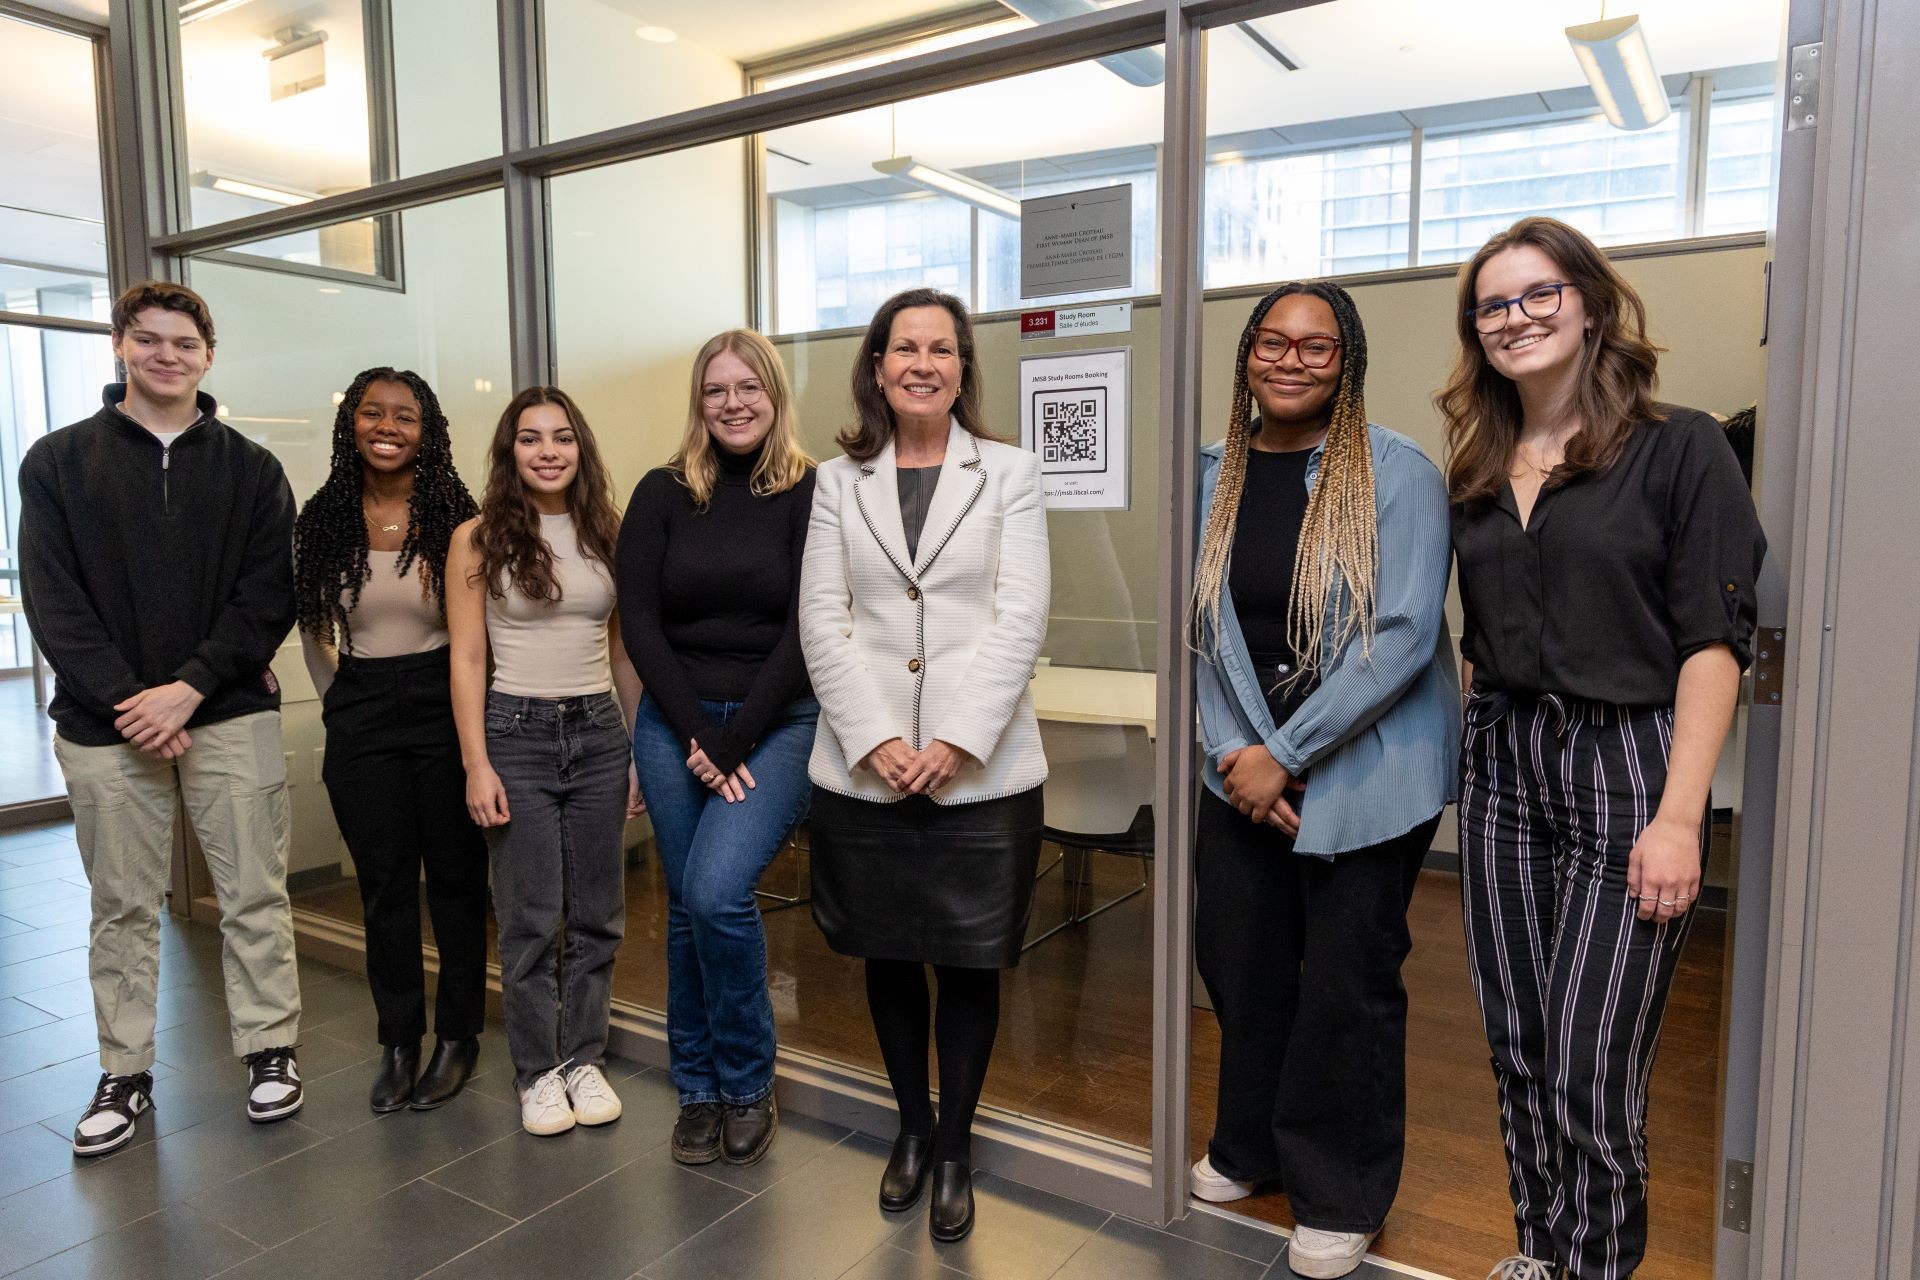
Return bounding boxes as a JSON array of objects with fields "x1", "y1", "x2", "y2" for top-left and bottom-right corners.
[
  {"x1": 1435, "y1": 217, "x2": 1664, "y2": 505},
  {"x1": 471, "y1": 386, "x2": 620, "y2": 602}
]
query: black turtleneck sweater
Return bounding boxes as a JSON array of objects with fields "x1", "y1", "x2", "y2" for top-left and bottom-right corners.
[{"x1": 615, "y1": 443, "x2": 816, "y2": 776}]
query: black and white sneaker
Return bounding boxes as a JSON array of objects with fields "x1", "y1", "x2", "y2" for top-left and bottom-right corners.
[
  {"x1": 244, "y1": 1046, "x2": 303, "y2": 1123},
  {"x1": 72, "y1": 1071, "x2": 153, "y2": 1157}
]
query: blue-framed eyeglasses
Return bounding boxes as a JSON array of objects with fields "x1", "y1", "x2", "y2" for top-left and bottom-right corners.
[{"x1": 1467, "y1": 282, "x2": 1573, "y2": 333}]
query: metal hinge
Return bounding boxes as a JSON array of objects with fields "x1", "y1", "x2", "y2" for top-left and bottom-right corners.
[
  {"x1": 1788, "y1": 43, "x2": 1822, "y2": 132},
  {"x1": 1724, "y1": 1158, "x2": 1754, "y2": 1232},
  {"x1": 1752, "y1": 628, "x2": 1786, "y2": 707}
]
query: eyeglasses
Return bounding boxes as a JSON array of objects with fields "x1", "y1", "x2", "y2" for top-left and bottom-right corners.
[
  {"x1": 700, "y1": 380, "x2": 765, "y2": 407},
  {"x1": 1467, "y1": 283, "x2": 1572, "y2": 333},
  {"x1": 1250, "y1": 332, "x2": 1341, "y2": 368}
]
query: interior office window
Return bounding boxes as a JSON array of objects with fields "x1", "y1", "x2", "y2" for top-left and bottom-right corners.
[
  {"x1": 774, "y1": 194, "x2": 972, "y2": 334},
  {"x1": 1418, "y1": 111, "x2": 1688, "y2": 265},
  {"x1": 1703, "y1": 93, "x2": 1775, "y2": 235},
  {"x1": 0, "y1": 15, "x2": 108, "y2": 314},
  {"x1": 180, "y1": 0, "x2": 500, "y2": 235},
  {"x1": 1204, "y1": 140, "x2": 1412, "y2": 289}
]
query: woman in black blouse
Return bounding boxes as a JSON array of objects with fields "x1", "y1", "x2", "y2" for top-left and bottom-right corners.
[
  {"x1": 617, "y1": 329, "x2": 816, "y2": 1167},
  {"x1": 1438, "y1": 218, "x2": 1764, "y2": 1280}
]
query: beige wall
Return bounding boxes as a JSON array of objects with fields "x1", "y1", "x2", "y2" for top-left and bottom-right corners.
[{"x1": 779, "y1": 243, "x2": 1772, "y2": 672}]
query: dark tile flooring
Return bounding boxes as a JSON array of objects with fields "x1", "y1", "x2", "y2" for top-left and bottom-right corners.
[{"x1": 0, "y1": 820, "x2": 1416, "y2": 1280}]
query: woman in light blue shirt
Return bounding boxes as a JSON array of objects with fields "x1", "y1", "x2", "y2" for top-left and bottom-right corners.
[{"x1": 1188, "y1": 280, "x2": 1458, "y2": 1280}]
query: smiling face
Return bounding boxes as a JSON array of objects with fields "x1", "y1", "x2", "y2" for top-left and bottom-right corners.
[
  {"x1": 111, "y1": 307, "x2": 214, "y2": 410},
  {"x1": 700, "y1": 348, "x2": 776, "y2": 456},
  {"x1": 1474, "y1": 243, "x2": 1590, "y2": 388},
  {"x1": 875, "y1": 304, "x2": 962, "y2": 428},
  {"x1": 353, "y1": 379, "x2": 422, "y2": 478},
  {"x1": 513, "y1": 402, "x2": 579, "y2": 502},
  {"x1": 1245, "y1": 293, "x2": 1343, "y2": 433}
]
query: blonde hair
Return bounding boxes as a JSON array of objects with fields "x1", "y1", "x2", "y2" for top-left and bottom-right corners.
[
  {"x1": 674, "y1": 329, "x2": 812, "y2": 507},
  {"x1": 1189, "y1": 281, "x2": 1378, "y2": 684}
]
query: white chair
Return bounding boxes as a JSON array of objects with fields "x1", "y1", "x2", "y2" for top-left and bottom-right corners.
[{"x1": 1024, "y1": 719, "x2": 1155, "y2": 950}]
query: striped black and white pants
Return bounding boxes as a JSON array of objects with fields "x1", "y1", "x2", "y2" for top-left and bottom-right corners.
[{"x1": 1458, "y1": 689, "x2": 1702, "y2": 1280}]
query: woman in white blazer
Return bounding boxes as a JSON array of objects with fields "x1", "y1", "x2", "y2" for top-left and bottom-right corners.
[{"x1": 799, "y1": 287, "x2": 1050, "y2": 1245}]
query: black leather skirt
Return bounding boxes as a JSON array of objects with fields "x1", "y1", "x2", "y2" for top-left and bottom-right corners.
[{"x1": 809, "y1": 784, "x2": 1044, "y2": 970}]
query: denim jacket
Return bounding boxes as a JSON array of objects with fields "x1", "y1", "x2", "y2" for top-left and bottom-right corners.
[{"x1": 1194, "y1": 425, "x2": 1461, "y2": 856}]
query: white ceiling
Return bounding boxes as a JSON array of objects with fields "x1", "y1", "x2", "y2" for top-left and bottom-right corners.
[
  {"x1": 765, "y1": 0, "x2": 1785, "y2": 192},
  {"x1": 596, "y1": 0, "x2": 973, "y2": 66}
]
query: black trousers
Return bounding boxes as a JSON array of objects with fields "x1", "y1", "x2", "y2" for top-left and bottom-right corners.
[
  {"x1": 321, "y1": 647, "x2": 489, "y2": 1045},
  {"x1": 1195, "y1": 788, "x2": 1438, "y2": 1232},
  {"x1": 1459, "y1": 690, "x2": 1700, "y2": 1280}
]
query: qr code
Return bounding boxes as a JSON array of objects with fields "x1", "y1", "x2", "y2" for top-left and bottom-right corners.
[{"x1": 1036, "y1": 389, "x2": 1107, "y2": 473}]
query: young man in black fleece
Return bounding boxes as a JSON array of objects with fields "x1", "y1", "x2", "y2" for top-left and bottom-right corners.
[{"x1": 19, "y1": 280, "x2": 305, "y2": 1156}]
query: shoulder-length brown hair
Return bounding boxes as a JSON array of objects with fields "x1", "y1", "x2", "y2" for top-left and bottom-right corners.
[
  {"x1": 1435, "y1": 217, "x2": 1664, "y2": 504},
  {"x1": 673, "y1": 329, "x2": 812, "y2": 508},
  {"x1": 471, "y1": 386, "x2": 621, "y2": 603},
  {"x1": 839, "y1": 287, "x2": 996, "y2": 462}
]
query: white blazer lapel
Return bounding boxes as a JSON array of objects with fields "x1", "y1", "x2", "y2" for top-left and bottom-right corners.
[
  {"x1": 913, "y1": 418, "x2": 988, "y2": 578},
  {"x1": 852, "y1": 436, "x2": 916, "y2": 582}
]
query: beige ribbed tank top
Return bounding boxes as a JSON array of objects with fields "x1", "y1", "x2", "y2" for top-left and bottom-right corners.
[
  {"x1": 341, "y1": 550, "x2": 448, "y2": 658},
  {"x1": 485, "y1": 512, "x2": 614, "y2": 698}
]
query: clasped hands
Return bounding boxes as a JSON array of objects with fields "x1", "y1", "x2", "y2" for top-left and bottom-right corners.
[
  {"x1": 1218, "y1": 744, "x2": 1305, "y2": 838},
  {"x1": 113, "y1": 680, "x2": 203, "y2": 759},
  {"x1": 686, "y1": 740, "x2": 753, "y2": 804},
  {"x1": 860, "y1": 737, "x2": 968, "y2": 796}
]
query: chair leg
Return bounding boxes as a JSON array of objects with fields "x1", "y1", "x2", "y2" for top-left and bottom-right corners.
[{"x1": 754, "y1": 841, "x2": 812, "y2": 912}]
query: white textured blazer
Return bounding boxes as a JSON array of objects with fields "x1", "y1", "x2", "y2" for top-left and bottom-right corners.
[{"x1": 800, "y1": 418, "x2": 1051, "y2": 805}]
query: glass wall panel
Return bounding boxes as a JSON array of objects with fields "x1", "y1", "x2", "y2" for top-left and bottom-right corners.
[
  {"x1": 182, "y1": 0, "x2": 501, "y2": 230},
  {"x1": 1703, "y1": 92, "x2": 1776, "y2": 235},
  {"x1": 0, "y1": 15, "x2": 107, "y2": 296},
  {"x1": 187, "y1": 192, "x2": 511, "y2": 891},
  {"x1": 1, "y1": 322, "x2": 112, "y2": 808},
  {"x1": 554, "y1": 47, "x2": 1166, "y2": 1152},
  {"x1": 766, "y1": 54, "x2": 1166, "y2": 334}
]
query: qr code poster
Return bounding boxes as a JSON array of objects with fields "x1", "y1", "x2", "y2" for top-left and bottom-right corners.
[{"x1": 1018, "y1": 347, "x2": 1130, "y2": 511}]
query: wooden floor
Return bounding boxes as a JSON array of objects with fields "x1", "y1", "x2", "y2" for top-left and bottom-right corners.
[{"x1": 294, "y1": 843, "x2": 1723, "y2": 1280}]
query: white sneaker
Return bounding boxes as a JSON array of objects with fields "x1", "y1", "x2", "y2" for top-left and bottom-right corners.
[
  {"x1": 1189, "y1": 1154, "x2": 1255, "y2": 1203},
  {"x1": 564, "y1": 1063, "x2": 622, "y2": 1126},
  {"x1": 1486, "y1": 1258, "x2": 1558, "y2": 1280},
  {"x1": 519, "y1": 1068, "x2": 575, "y2": 1136},
  {"x1": 1287, "y1": 1225, "x2": 1377, "y2": 1279}
]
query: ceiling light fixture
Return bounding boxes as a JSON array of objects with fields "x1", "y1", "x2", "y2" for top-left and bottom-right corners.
[
  {"x1": 192, "y1": 172, "x2": 317, "y2": 207},
  {"x1": 177, "y1": 0, "x2": 256, "y2": 25},
  {"x1": 263, "y1": 27, "x2": 329, "y2": 100},
  {"x1": 871, "y1": 157, "x2": 1022, "y2": 219},
  {"x1": 1565, "y1": 13, "x2": 1670, "y2": 130},
  {"x1": 634, "y1": 25, "x2": 677, "y2": 43},
  {"x1": 993, "y1": 0, "x2": 1164, "y2": 86}
]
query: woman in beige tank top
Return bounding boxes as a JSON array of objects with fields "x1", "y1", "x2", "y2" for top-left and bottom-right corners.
[
  {"x1": 446, "y1": 387, "x2": 644, "y2": 1137},
  {"x1": 293, "y1": 367, "x2": 488, "y2": 1116}
]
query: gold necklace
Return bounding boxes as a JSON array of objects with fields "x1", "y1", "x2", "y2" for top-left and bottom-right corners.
[{"x1": 363, "y1": 502, "x2": 402, "y2": 534}]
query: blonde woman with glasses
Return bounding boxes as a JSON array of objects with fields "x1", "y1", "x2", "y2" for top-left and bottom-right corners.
[
  {"x1": 617, "y1": 330, "x2": 817, "y2": 1168},
  {"x1": 1189, "y1": 280, "x2": 1459, "y2": 1279}
]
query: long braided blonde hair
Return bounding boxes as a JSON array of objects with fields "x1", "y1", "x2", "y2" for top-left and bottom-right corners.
[{"x1": 1190, "y1": 281, "x2": 1378, "y2": 683}]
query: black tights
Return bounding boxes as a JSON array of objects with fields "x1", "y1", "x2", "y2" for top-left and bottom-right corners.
[{"x1": 864, "y1": 959, "x2": 1000, "y2": 1165}]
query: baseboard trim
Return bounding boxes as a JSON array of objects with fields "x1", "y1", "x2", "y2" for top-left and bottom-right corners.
[{"x1": 0, "y1": 796, "x2": 72, "y2": 829}]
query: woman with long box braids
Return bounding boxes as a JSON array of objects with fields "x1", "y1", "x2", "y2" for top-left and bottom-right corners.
[
  {"x1": 295, "y1": 368, "x2": 488, "y2": 1113},
  {"x1": 1189, "y1": 281, "x2": 1459, "y2": 1280},
  {"x1": 1440, "y1": 217, "x2": 1764, "y2": 1280}
]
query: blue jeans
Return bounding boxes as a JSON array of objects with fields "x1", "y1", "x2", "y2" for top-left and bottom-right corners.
[
  {"x1": 483, "y1": 691, "x2": 630, "y2": 1090},
  {"x1": 631, "y1": 692, "x2": 817, "y2": 1106}
]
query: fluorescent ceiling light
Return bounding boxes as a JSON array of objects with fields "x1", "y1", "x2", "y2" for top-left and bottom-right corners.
[
  {"x1": 634, "y1": 25, "x2": 677, "y2": 43},
  {"x1": 872, "y1": 157, "x2": 1022, "y2": 219},
  {"x1": 1565, "y1": 14, "x2": 1671, "y2": 130},
  {"x1": 191, "y1": 172, "x2": 316, "y2": 207},
  {"x1": 178, "y1": 0, "x2": 256, "y2": 25},
  {"x1": 994, "y1": 0, "x2": 1164, "y2": 86}
]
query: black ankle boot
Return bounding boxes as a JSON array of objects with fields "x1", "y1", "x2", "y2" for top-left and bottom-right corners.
[
  {"x1": 409, "y1": 1037, "x2": 478, "y2": 1110},
  {"x1": 929, "y1": 1161, "x2": 974, "y2": 1242},
  {"x1": 369, "y1": 1043, "x2": 420, "y2": 1113},
  {"x1": 721, "y1": 1094, "x2": 778, "y2": 1165},
  {"x1": 879, "y1": 1132, "x2": 933, "y2": 1211}
]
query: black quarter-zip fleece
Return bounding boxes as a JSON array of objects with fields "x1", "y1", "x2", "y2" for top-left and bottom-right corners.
[{"x1": 18, "y1": 384, "x2": 297, "y2": 746}]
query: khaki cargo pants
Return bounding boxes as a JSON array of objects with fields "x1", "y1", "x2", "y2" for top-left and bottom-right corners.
[{"x1": 55, "y1": 710, "x2": 302, "y2": 1075}]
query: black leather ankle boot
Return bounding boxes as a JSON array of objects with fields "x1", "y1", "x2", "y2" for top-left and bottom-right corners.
[
  {"x1": 369, "y1": 1043, "x2": 420, "y2": 1113},
  {"x1": 409, "y1": 1037, "x2": 478, "y2": 1110},
  {"x1": 929, "y1": 1161, "x2": 975, "y2": 1242},
  {"x1": 879, "y1": 1132, "x2": 933, "y2": 1211}
]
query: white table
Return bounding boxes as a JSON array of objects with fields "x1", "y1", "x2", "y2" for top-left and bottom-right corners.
[{"x1": 1029, "y1": 663, "x2": 1156, "y2": 736}]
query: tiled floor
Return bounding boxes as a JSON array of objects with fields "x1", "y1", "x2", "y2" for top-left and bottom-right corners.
[{"x1": 0, "y1": 819, "x2": 1412, "y2": 1280}]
